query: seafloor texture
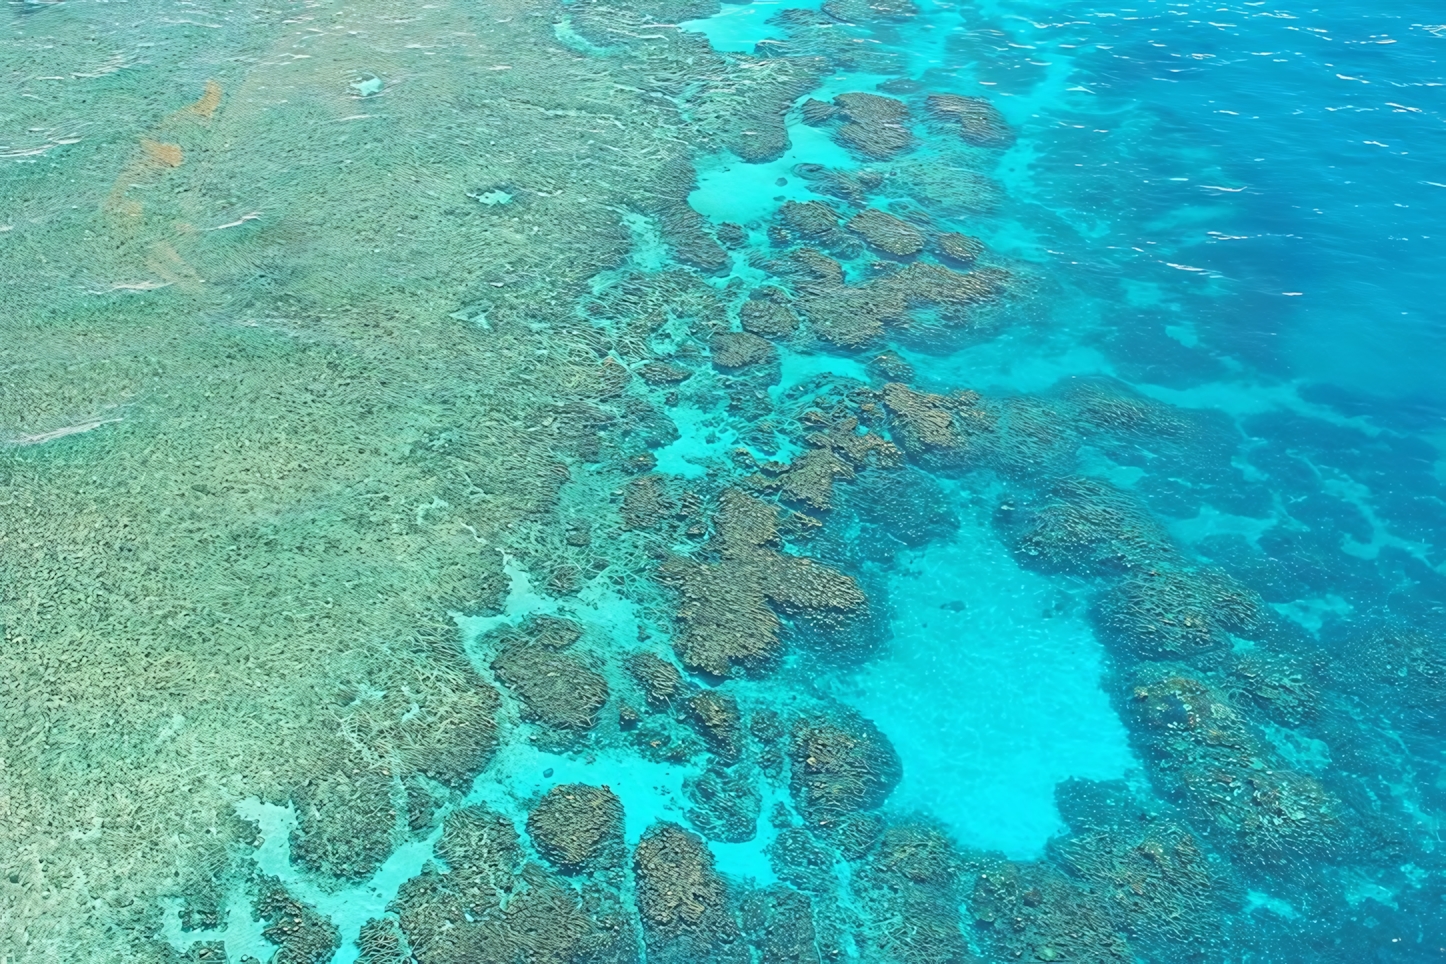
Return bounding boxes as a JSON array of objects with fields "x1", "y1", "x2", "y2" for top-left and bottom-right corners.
[{"x1": 1, "y1": 0, "x2": 1443, "y2": 961}]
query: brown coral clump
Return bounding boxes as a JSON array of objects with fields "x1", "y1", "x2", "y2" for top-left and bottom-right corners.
[
  {"x1": 969, "y1": 859, "x2": 1130, "y2": 963},
  {"x1": 740, "y1": 297, "x2": 802, "y2": 338},
  {"x1": 633, "y1": 823, "x2": 747, "y2": 964},
  {"x1": 788, "y1": 711, "x2": 901, "y2": 826},
  {"x1": 1095, "y1": 564, "x2": 1263, "y2": 661},
  {"x1": 711, "y1": 331, "x2": 778, "y2": 370},
  {"x1": 936, "y1": 231, "x2": 985, "y2": 264},
  {"x1": 660, "y1": 490, "x2": 867, "y2": 676},
  {"x1": 740, "y1": 886, "x2": 822, "y2": 964},
  {"x1": 764, "y1": 447, "x2": 854, "y2": 511},
  {"x1": 799, "y1": 98, "x2": 838, "y2": 126},
  {"x1": 846, "y1": 208, "x2": 925, "y2": 256},
  {"x1": 628, "y1": 651, "x2": 688, "y2": 708},
  {"x1": 639, "y1": 360, "x2": 694, "y2": 385},
  {"x1": 257, "y1": 882, "x2": 341, "y2": 964},
  {"x1": 832, "y1": 92, "x2": 914, "y2": 159},
  {"x1": 491, "y1": 643, "x2": 609, "y2": 731},
  {"x1": 395, "y1": 805, "x2": 634, "y2": 964},
  {"x1": 289, "y1": 766, "x2": 398, "y2": 881},
  {"x1": 623, "y1": 474, "x2": 677, "y2": 531},
  {"x1": 1128, "y1": 665, "x2": 1342, "y2": 866},
  {"x1": 685, "y1": 690, "x2": 743, "y2": 761},
  {"x1": 925, "y1": 93, "x2": 1014, "y2": 147},
  {"x1": 780, "y1": 199, "x2": 844, "y2": 238},
  {"x1": 527, "y1": 783, "x2": 625, "y2": 871}
]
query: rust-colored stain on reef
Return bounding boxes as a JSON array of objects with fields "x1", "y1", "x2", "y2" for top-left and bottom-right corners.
[{"x1": 140, "y1": 139, "x2": 185, "y2": 168}]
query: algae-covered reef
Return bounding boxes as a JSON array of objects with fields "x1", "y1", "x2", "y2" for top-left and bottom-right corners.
[{"x1": 0, "y1": 0, "x2": 792, "y2": 956}]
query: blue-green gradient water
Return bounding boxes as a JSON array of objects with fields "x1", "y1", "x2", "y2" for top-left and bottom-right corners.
[{"x1": 2, "y1": 0, "x2": 1443, "y2": 960}]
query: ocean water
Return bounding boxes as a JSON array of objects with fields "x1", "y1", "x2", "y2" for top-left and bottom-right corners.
[{"x1": 2, "y1": 0, "x2": 1445, "y2": 961}]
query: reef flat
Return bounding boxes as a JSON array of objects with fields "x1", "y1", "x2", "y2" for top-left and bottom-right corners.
[{"x1": 2, "y1": 0, "x2": 1444, "y2": 960}]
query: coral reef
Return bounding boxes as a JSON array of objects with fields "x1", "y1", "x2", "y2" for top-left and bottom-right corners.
[
  {"x1": 711, "y1": 331, "x2": 779, "y2": 371},
  {"x1": 527, "y1": 784, "x2": 625, "y2": 871},
  {"x1": 968, "y1": 858, "x2": 1130, "y2": 963},
  {"x1": 684, "y1": 764, "x2": 763, "y2": 842},
  {"x1": 1095, "y1": 564, "x2": 1264, "y2": 662},
  {"x1": 684, "y1": 690, "x2": 743, "y2": 761},
  {"x1": 841, "y1": 465, "x2": 959, "y2": 557},
  {"x1": 782, "y1": 249, "x2": 1007, "y2": 348},
  {"x1": 996, "y1": 476, "x2": 1173, "y2": 577},
  {"x1": 831, "y1": 92, "x2": 915, "y2": 159},
  {"x1": 846, "y1": 208, "x2": 926, "y2": 256},
  {"x1": 853, "y1": 823, "x2": 973, "y2": 964},
  {"x1": 740, "y1": 886, "x2": 822, "y2": 964},
  {"x1": 257, "y1": 881, "x2": 341, "y2": 964},
  {"x1": 740, "y1": 292, "x2": 802, "y2": 338},
  {"x1": 289, "y1": 766, "x2": 397, "y2": 882},
  {"x1": 936, "y1": 231, "x2": 985, "y2": 265},
  {"x1": 658, "y1": 490, "x2": 867, "y2": 676},
  {"x1": 356, "y1": 918, "x2": 414, "y2": 964},
  {"x1": 925, "y1": 93, "x2": 1014, "y2": 147},
  {"x1": 633, "y1": 823, "x2": 748, "y2": 964},
  {"x1": 491, "y1": 641, "x2": 609, "y2": 731},
  {"x1": 627, "y1": 651, "x2": 687, "y2": 709},
  {"x1": 1127, "y1": 665, "x2": 1343, "y2": 868},
  {"x1": 788, "y1": 709, "x2": 902, "y2": 828},
  {"x1": 394, "y1": 805, "x2": 635, "y2": 964}
]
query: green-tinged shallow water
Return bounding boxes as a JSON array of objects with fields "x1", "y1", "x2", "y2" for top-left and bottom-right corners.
[{"x1": 2, "y1": 0, "x2": 1444, "y2": 961}]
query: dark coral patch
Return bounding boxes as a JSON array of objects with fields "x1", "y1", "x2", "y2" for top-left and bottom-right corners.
[
  {"x1": 527, "y1": 783, "x2": 625, "y2": 871},
  {"x1": 1095, "y1": 564, "x2": 1263, "y2": 662},
  {"x1": 491, "y1": 642, "x2": 609, "y2": 730},
  {"x1": 846, "y1": 208, "x2": 926, "y2": 256},
  {"x1": 788, "y1": 709, "x2": 901, "y2": 826},
  {"x1": 633, "y1": 823, "x2": 748, "y2": 963},
  {"x1": 925, "y1": 93, "x2": 1014, "y2": 147}
]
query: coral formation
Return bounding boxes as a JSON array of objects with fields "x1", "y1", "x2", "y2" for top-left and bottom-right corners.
[
  {"x1": 831, "y1": 92, "x2": 915, "y2": 159},
  {"x1": 394, "y1": 805, "x2": 635, "y2": 964},
  {"x1": 740, "y1": 886, "x2": 822, "y2": 964},
  {"x1": 627, "y1": 651, "x2": 687, "y2": 709},
  {"x1": 633, "y1": 823, "x2": 748, "y2": 963},
  {"x1": 527, "y1": 783, "x2": 625, "y2": 871},
  {"x1": 740, "y1": 292, "x2": 802, "y2": 338},
  {"x1": 788, "y1": 709, "x2": 902, "y2": 827},
  {"x1": 1128, "y1": 665, "x2": 1343, "y2": 867},
  {"x1": 685, "y1": 690, "x2": 743, "y2": 761},
  {"x1": 711, "y1": 331, "x2": 779, "y2": 370},
  {"x1": 925, "y1": 93, "x2": 1014, "y2": 147},
  {"x1": 852, "y1": 823, "x2": 972, "y2": 964},
  {"x1": 846, "y1": 208, "x2": 926, "y2": 256},
  {"x1": 684, "y1": 764, "x2": 763, "y2": 842},
  {"x1": 289, "y1": 766, "x2": 397, "y2": 882},
  {"x1": 356, "y1": 918, "x2": 414, "y2": 964},
  {"x1": 841, "y1": 465, "x2": 959, "y2": 556},
  {"x1": 1095, "y1": 564, "x2": 1264, "y2": 662},
  {"x1": 658, "y1": 490, "x2": 867, "y2": 676},
  {"x1": 936, "y1": 231, "x2": 985, "y2": 264},
  {"x1": 783, "y1": 248, "x2": 1007, "y2": 348},
  {"x1": 491, "y1": 641, "x2": 609, "y2": 731},
  {"x1": 968, "y1": 858, "x2": 1130, "y2": 963},
  {"x1": 996, "y1": 476, "x2": 1173, "y2": 577},
  {"x1": 257, "y1": 881, "x2": 341, "y2": 964}
]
